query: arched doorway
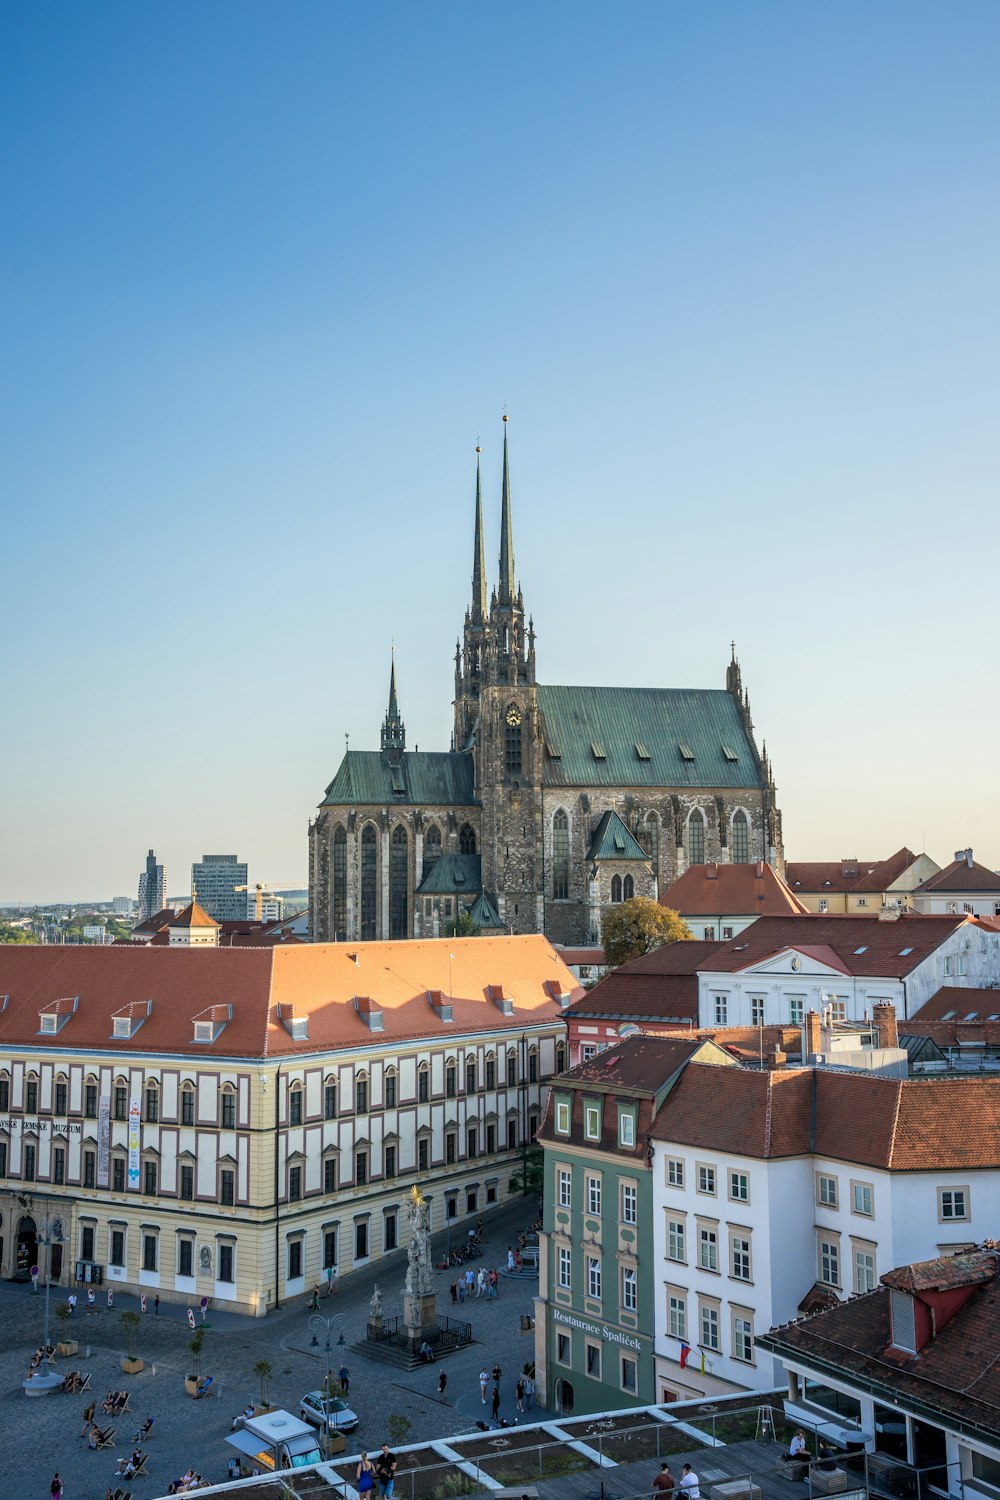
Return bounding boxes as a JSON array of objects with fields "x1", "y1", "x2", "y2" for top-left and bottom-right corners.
[
  {"x1": 554, "y1": 1377, "x2": 574, "y2": 1415},
  {"x1": 15, "y1": 1215, "x2": 37, "y2": 1280}
]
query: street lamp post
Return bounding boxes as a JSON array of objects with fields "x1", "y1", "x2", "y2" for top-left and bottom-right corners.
[
  {"x1": 23, "y1": 1218, "x2": 64, "y2": 1397},
  {"x1": 308, "y1": 1313, "x2": 347, "y2": 1460}
]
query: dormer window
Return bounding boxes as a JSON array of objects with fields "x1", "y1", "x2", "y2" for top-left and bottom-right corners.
[
  {"x1": 192, "y1": 1004, "x2": 232, "y2": 1044},
  {"x1": 889, "y1": 1288, "x2": 917, "y2": 1353},
  {"x1": 275, "y1": 1003, "x2": 309, "y2": 1041},
  {"x1": 111, "y1": 999, "x2": 152, "y2": 1040},
  {"x1": 38, "y1": 996, "x2": 78, "y2": 1035}
]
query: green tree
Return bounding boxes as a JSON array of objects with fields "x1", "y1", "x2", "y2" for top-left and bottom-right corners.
[
  {"x1": 120, "y1": 1310, "x2": 141, "y2": 1361},
  {"x1": 509, "y1": 1146, "x2": 544, "y2": 1196},
  {"x1": 0, "y1": 923, "x2": 34, "y2": 944},
  {"x1": 600, "y1": 897, "x2": 693, "y2": 970},
  {"x1": 446, "y1": 910, "x2": 480, "y2": 938},
  {"x1": 188, "y1": 1326, "x2": 206, "y2": 1378},
  {"x1": 253, "y1": 1358, "x2": 272, "y2": 1407},
  {"x1": 386, "y1": 1414, "x2": 412, "y2": 1447}
]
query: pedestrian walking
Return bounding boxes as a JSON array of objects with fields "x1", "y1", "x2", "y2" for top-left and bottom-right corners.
[
  {"x1": 154, "y1": 1294, "x2": 160, "y2": 1316},
  {"x1": 377, "y1": 1444, "x2": 397, "y2": 1499},
  {"x1": 465, "y1": 1267, "x2": 475, "y2": 1298},
  {"x1": 479, "y1": 1367, "x2": 489, "y2": 1403},
  {"x1": 356, "y1": 1451, "x2": 375, "y2": 1495},
  {"x1": 449, "y1": 1281, "x2": 457, "y2": 1304},
  {"x1": 49, "y1": 1473, "x2": 62, "y2": 1500},
  {"x1": 457, "y1": 1279, "x2": 465, "y2": 1303},
  {"x1": 524, "y1": 1373, "x2": 535, "y2": 1408},
  {"x1": 87, "y1": 1287, "x2": 96, "y2": 1313},
  {"x1": 515, "y1": 1377, "x2": 525, "y2": 1412},
  {"x1": 507, "y1": 1247, "x2": 515, "y2": 1272},
  {"x1": 67, "y1": 1293, "x2": 77, "y2": 1316},
  {"x1": 491, "y1": 1385, "x2": 501, "y2": 1421},
  {"x1": 476, "y1": 1268, "x2": 486, "y2": 1297},
  {"x1": 437, "y1": 1369, "x2": 448, "y2": 1399},
  {"x1": 339, "y1": 1363, "x2": 351, "y2": 1394},
  {"x1": 492, "y1": 1362, "x2": 502, "y2": 1383},
  {"x1": 79, "y1": 1402, "x2": 96, "y2": 1437}
]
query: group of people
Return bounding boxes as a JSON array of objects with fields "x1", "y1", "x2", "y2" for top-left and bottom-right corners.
[
  {"x1": 102, "y1": 1389, "x2": 130, "y2": 1416},
  {"x1": 782, "y1": 1430, "x2": 838, "y2": 1474},
  {"x1": 114, "y1": 1447, "x2": 149, "y2": 1480},
  {"x1": 476, "y1": 1361, "x2": 533, "y2": 1423},
  {"x1": 165, "y1": 1471, "x2": 210, "y2": 1492},
  {"x1": 356, "y1": 1442, "x2": 399, "y2": 1499},
  {"x1": 652, "y1": 1462, "x2": 701, "y2": 1499},
  {"x1": 448, "y1": 1265, "x2": 502, "y2": 1302}
]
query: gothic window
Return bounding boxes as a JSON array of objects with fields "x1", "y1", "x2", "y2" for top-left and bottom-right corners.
[
  {"x1": 360, "y1": 824, "x2": 378, "y2": 940},
  {"x1": 389, "y1": 824, "x2": 408, "y2": 939},
  {"x1": 552, "y1": 809, "x2": 570, "y2": 900},
  {"x1": 623, "y1": 874, "x2": 635, "y2": 900},
  {"x1": 459, "y1": 823, "x2": 477, "y2": 855},
  {"x1": 611, "y1": 875, "x2": 623, "y2": 904},
  {"x1": 732, "y1": 809, "x2": 750, "y2": 863},
  {"x1": 688, "y1": 808, "x2": 705, "y2": 865},
  {"x1": 504, "y1": 704, "x2": 523, "y2": 776},
  {"x1": 332, "y1": 825, "x2": 347, "y2": 941},
  {"x1": 644, "y1": 813, "x2": 659, "y2": 875},
  {"x1": 424, "y1": 824, "x2": 442, "y2": 878}
]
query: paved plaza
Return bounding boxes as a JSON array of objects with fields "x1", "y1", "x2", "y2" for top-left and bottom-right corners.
[{"x1": 2, "y1": 1196, "x2": 549, "y2": 1500}]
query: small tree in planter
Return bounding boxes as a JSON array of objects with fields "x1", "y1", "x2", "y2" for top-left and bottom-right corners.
[
  {"x1": 386, "y1": 1414, "x2": 411, "y2": 1448},
  {"x1": 120, "y1": 1310, "x2": 143, "y2": 1374},
  {"x1": 185, "y1": 1327, "x2": 206, "y2": 1395},
  {"x1": 253, "y1": 1359, "x2": 272, "y2": 1410},
  {"x1": 55, "y1": 1302, "x2": 78, "y2": 1357}
]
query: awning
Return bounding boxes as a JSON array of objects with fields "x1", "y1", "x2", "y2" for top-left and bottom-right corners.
[{"x1": 226, "y1": 1431, "x2": 270, "y2": 1459}]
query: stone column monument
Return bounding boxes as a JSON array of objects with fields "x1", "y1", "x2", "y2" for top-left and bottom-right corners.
[{"x1": 402, "y1": 1183, "x2": 437, "y2": 1349}]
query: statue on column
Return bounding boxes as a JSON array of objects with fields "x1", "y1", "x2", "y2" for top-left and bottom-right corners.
[{"x1": 404, "y1": 1183, "x2": 436, "y2": 1297}]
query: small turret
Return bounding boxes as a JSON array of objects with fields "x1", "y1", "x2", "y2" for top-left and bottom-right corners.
[{"x1": 380, "y1": 653, "x2": 405, "y2": 765}]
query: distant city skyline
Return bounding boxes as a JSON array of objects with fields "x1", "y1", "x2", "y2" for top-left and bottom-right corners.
[{"x1": 5, "y1": 2, "x2": 1000, "y2": 903}]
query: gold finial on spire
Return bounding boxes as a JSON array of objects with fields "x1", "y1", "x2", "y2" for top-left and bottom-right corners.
[{"x1": 409, "y1": 1183, "x2": 425, "y2": 1207}]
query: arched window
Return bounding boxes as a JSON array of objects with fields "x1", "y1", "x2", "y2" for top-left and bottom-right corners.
[
  {"x1": 360, "y1": 824, "x2": 378, "y2": 940},
  {"x1": 459, "y1": 823, "x2": 477, "y2": 855},
  {"x1": 332, "y1": 825, "x2": 347, "y2": 941},
  {"x1": 623, "y1": 874, "x2": 635, "y2": 901},
  {"x1": 611, "y1": 874, "x2": 623, "y2": 903},
  {"x1": 389, "y1": 824, "x2": 408, "y2": 939},
  {"x1": 645, "y1": 813, "x2": 659, "y2": 875},
  {"x1": 552, "y1": 809, "x2": 570, "y2": 900},
  {"x1": 181, "y1": 1083, "x2": 196, "y2": 1126},
  {"x1": 732, "y1": 809, "x2": 750, "y2": 863},
  {"x1": 144, "y1": 1081, "x2": 159, "y2": 1123},
  {"x1": 221, "y1": 1084, "x2": 237, "y2": 1129},
  {"x1": 424, "y1": 824, "x2": 442, "y2": 879},
  {"x1": 384, "y1": 1067, "x2": 398, "y2": 1109},
  {"x1": 289, "y1": 1084, "x2": 303, "y2": 1126},
  {"x1": 688, "y1": 809, "x2": 705, "y2": 865},
  {"x1": 504, "y1": 704, "x2": 523, "y2": 776},
  {"x1": 556, "y1": 1042, "x2": 567, "y2": 1074}
]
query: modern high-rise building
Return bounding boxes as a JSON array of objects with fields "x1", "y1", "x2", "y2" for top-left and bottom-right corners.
[
  {"x1": 112, "y1": 896, "x2": 134, "y2": 917},
  {"x1": 136, "y1": 849, "x2": 166, "y2": 921},
  {"x1": 192, "y1": 854, "x2": 248, "y2": 923}
]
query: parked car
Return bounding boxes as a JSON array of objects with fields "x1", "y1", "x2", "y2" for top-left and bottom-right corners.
[{"x1": 299, "y1": 1391, "x2": 359, "y2": 1433}]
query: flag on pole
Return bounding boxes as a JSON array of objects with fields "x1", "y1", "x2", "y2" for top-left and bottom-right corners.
[
  {"x1": 679, "y1": 1342, "x2": 691, "y2": 1368},
  {"x1": 700, "y1": 1351, "x2": 707, "y2": 1375}
]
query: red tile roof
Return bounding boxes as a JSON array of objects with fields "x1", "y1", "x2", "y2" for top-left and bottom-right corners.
[
  {"x1": 912, "y1": 986, "x2": 1000, "y2": 1021},
  {"x1": 648, "y1": 1063, "x2": 1000, "y2": 1169},
  {"x1": 785, "y1": 860, "x2": 880, "y2": 893},
  {"x1": 700, "y1": 913, "x2": 967, "y2": 977},
  {"x1": 131, "y1": 908, "x2": 175, "y2": 937},
  {"x1": 169, "y1": 900, "x2": 219, "y2": 929},
  {"x1": 659, "y1": 862, "x2": 808, "y2": 917},
  {"x1": 760, "y1": 1250, "x2": 1000, "y2": 1440},
  {"x1": 0, "y1": 936, "x2": 577, "y2": 1058},
  {"x1": 881, "y1": 1250, "x2": 996, "y2": 1294},
  {"x1": 566, "y1": 940, "x2": 724, "y2": 1025},
  {"x1": 847, "y1": 847, "x2": 920, "y2": 893},
  {"x1": 558, "y1": 1034, "x2": 709, "y2": 1091},
  {"x1": 917, "y1": 856, "x2": 1000, "y2": 894}
]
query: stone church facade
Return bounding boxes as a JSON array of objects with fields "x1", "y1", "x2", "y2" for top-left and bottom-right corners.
[{"x1": 309, "y1": 423, "x2": 783, "y2": 946}]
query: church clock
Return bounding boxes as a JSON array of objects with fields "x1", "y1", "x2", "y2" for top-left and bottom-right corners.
[{"x1": 505, "y1": 704, "x2": 523, "y2": 727}]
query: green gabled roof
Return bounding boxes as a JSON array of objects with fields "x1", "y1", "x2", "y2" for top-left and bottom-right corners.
[
  {"x1": 417, "y1": 854, "x2": 482, "y2": 895},
  {"x1": 587, "y1": 810, "x2": 648, "y2": 863},
  {"x1": 322, "y1": 751, "x2": 476, "y2": 809},
  {"x1": 537, "y1": 685, "x2": 763, "y2": 790},
  {"x1": 468, "y1": 890, "x2": 503, "y2": 929}
]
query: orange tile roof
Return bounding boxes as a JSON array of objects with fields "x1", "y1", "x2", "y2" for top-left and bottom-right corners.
[
  {"x1": 660, "y1": 862, "x2": 808, "y2": 917},
  {"x1": 0, "y1": 935, "x2": 577, "y2": 1058},
  {"x1": 169, "y1": 900, "x2": 219, "y2": 928}
]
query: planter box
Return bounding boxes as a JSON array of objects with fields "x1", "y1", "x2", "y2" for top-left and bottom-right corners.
[
  {"x1": 185, "y1": 1377, "x2": 199, "y2": 1396},
  {"x1": 122, "y1": 1357, "x2": 144, "y2": 1374},
  {"x1": 57, "y1": 1340, "x2": 79, "y2": 1357},
  {"x1": 326, "y1": 1435, "x2": 347, "y2": 1456}
]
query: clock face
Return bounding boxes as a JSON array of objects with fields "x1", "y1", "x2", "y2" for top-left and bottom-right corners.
[{"x1": 505, "y1": 705, "x2": 523, "y2": 727}]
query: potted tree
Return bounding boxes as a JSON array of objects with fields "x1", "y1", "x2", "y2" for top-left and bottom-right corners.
[
  {"x1": 185, "y1": 1326, "x2": 205, "y2": 1396},
  {"x1": 253, "y1": 1358, "x2": 272, "y2": 1411},
  {"x1": 55, "y1": 1302, "x2": 78, "y2": 1358},
  {"x1": 120, "y1": 1310, "x2": 143, "y2": 1374}
]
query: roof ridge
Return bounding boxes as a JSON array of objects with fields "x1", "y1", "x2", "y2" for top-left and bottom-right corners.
[
  {"x1": 886, "y1": 1076, "x2": 904, "y2": 1167},
  {"x1": 764, "y1": 1069, "x2": 774, "y2": 1155}
]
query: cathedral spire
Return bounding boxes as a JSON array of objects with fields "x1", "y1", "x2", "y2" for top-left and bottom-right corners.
[
  {"x1": 498, "y1": 415, "x2": 515, "y2": 605},
  {"x1": 472, "y1": 446, "x2": 487, "y2": 620},
  {"x1": 381, "y1": 650, "x2": 405, "y2": 761}
]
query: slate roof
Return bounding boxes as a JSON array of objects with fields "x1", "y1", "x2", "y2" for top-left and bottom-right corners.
[
  {"x1": 468, "y1": 891, "x2": 503, "y2": 929},
  {"x1": 699, "y1": 913, "x2": 967, "y2": 977},
  {"x1": 321, "y1": 750, "x2": 476, "y2": 808},
  {"x1": 416, "y1": 854, "x2": 481, "y2": 895},
  {"x1": 660, "y1": 862, "x2": 808, "y2": 917},
  {"x1": 536, "y1": 685, "x2": 764, "y2": 789},
  {"x1": 758, "y1": 1252, "x2": 1000, "y2": 1443},
  {"x1": 587, "y1": 810, "x2": 648, "y2": 862},
  {"x1": 0, "y1": 936, "x2": 579, "y2": 1057}
]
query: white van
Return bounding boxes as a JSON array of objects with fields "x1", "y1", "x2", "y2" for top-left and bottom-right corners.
[{"x1": 226, "y1": 1408, "x2": 323, "y2": 1475}]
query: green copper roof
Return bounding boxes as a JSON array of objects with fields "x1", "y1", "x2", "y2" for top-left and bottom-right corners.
[
  {"x1": 587, "y1": 810, "x2": 649, "y2": 862},
  {"x1": 322, "y1": 751, "x2": 476, "y2": 809},
  {"x1": 469, "y1": 890, "x2": 503, "y2": 929},
  {"x1": 417, "y1": 854, "x2": 482, "y2": 895},
  {"x1": 537, "y1": 685, "x2": 763, "y2": 790}
]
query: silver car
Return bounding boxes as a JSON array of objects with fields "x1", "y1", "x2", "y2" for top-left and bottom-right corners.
[{"x1": 299, "y1": 1390, "x2": 360, "y2": 1433}]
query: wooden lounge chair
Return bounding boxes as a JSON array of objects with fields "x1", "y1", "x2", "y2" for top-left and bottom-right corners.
[{"x1": 96, "y1": 1426, "x2": 116, "y2": 1450}]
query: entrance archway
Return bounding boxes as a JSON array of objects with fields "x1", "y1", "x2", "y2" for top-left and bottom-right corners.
[
  {"x1": 15, "y1": 1216, "x2": 37, "y2": 1280},
  {"x1": 555, "y1": 1377, "x2": 574, "y2": 1415}
]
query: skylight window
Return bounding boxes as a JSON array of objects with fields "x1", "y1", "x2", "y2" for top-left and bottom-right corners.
[
  {"x1": 898, "y1": 947, "x2": 913, "y2": 956},
  {"x1": 591, "y1": 742, "x2": 606, "y2": 760},
  {"x1": 965, "y1": 1012, "x2": 979, "y2": 1021},
  {"x1": 942, "y1": 1010, "x2": 956, "y2": 1020},
  {"x1": 989, "y1": 1014, "x2": 999, "y2": 1022},
  {"x1": 853, "y1": 946, "x2": 868, "y2": 955},
  {"x1": 679, "y1": 743, "x2": 695, "y2": 761},
  {"x1": 721, "y1": 745, "x2": 739, "y2": 762},
  {"x1": 635, "y1": 742, "x2": 650, "y2": 760}
]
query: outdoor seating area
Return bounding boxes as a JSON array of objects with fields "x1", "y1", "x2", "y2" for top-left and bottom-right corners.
[
  {"x1": 103, "y1": 1390, "x2": 131, "y2": 1416},
  {"x1": 61, "y1": 1370, "x2": 91, "y2": 1394},
  {"x1": 114, "y1": 1447, "x2": 150, "y2": 1480}
]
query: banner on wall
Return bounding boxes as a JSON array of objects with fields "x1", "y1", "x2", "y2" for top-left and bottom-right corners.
[
  {"x1": 127, "y1": 1097, "x2": 141, "y2": 1187},
  {"x1": 97, "y1": 1095, "x2": 111, "y2": 1187}
]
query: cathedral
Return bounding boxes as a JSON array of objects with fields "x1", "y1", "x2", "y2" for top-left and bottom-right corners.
[{"x1": 309, "y1": 421, "x2": 783, "y2": 946}]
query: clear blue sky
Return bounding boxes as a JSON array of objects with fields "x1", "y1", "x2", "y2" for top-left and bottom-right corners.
[{"x1": 3, "y1": 1, "x2": 999, "y2": 903}]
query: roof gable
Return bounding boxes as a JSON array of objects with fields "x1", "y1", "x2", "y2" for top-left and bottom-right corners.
[
  {"x1": 660, "y1": 862, "x2": 808, "y2": 917},
  {"x1": 416, "y1": 854, "x2": 481, "y2": 895},
  {"x1": 741, "y1": 944, "x2": 853, "y2": 979},
  {"x1": 587, "y1": 810, "x2": 648, "y2": 862}
]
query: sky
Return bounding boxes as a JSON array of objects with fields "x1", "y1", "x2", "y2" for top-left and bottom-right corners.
[{"x1": 3, "y1": 1, "x2": 999, "y2": 904}]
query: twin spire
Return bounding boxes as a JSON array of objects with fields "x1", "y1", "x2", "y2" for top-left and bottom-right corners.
[{"x1": 471, "y1": 416, "x2": 517, "y2": 615}]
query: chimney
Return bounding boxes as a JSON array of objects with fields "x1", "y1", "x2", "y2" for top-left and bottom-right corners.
[
  {"x1": 767, "y1": 1047, "x2": 787, "y2": 1070},
  {"x1": 706, "y1": 862, "x2": 718, "y2": 881},
  {"x1": 954, "y1": 848, "x2": 974, "y2": 869},
  {"x1": 804, "y1": 1010, "x2": 823, "y2": 1061},
  {"x1": 872, "y1": 1002, "x2": 898, "y2": 1049},
  {"x1": 756, "y1": 861, "x2": 764, "y2": 879}
]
